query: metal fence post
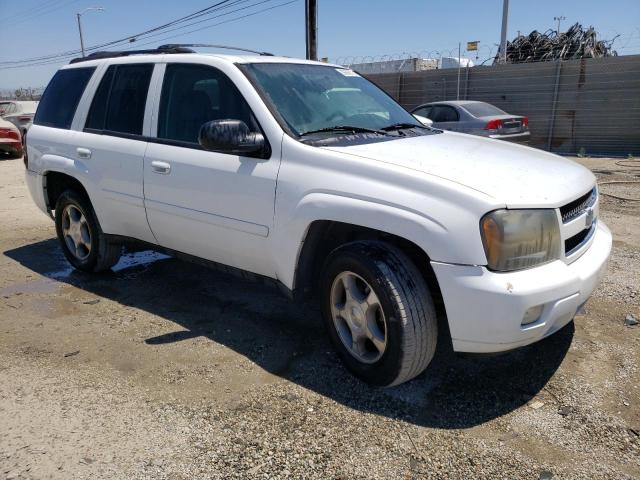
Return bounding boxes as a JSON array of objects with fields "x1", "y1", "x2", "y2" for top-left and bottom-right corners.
[
  {"x1": 397, "y1": 72, "x2": 404, "y2": 106},
  {"x1": 547, "y1": 60, "x2": 562, "y2": 151},
  {"x1": 464, "y1": 65, "x2": 470, "y2": 100}
]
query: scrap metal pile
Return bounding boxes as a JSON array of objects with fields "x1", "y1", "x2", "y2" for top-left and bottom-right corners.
[{"x1": 499, "y1": 23, "x2": 618, "y2": 63}]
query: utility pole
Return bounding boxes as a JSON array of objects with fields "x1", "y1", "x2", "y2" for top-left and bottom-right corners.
[
  {"x1": 76, "y1": 7, "x2": 104, "y2": 57},
  {"x1": 305, "y1": 0, "x2": 317, "y2": 61},
  {"x1": 76, "y1": 13, "x2": 85, "y2": 57},
  {"x1": 554, "y1": 15, "x2": 566, "y2": 34},
  {"x1": 499, "y1": 0, "x2": 509, "y2": 64}
]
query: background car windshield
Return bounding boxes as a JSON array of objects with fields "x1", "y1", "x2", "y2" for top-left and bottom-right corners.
[
  {"x1": 243, "y1": 63, "x2": 420, "y2": 135},
  {"x1": 462, "y1": 102, "x2": 507, "y2": 117}
]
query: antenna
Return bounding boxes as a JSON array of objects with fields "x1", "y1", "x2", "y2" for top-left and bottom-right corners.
[{"x1": 158, "y1": 44, "x2": 274, "y2": 56}]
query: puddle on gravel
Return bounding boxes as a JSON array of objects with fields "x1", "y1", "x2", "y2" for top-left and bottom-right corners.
[
  {"x1": 112, "y1": 250, "x2": 170, "y2": 272},
  {"x1": 1, "y1": 250, "x2": 169, "y2": 298},
  {"x1": 41, "y1": 249, "x2": 170, "y2": 280}
]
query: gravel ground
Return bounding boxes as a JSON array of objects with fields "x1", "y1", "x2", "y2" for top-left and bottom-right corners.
[{"x1": 0, "y1": 156, "x2": 638, "y2": 479}]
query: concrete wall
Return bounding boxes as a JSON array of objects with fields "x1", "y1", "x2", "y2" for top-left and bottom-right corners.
[{"x1": 365, "y1": 55, "x2": 640, "y2": 156}]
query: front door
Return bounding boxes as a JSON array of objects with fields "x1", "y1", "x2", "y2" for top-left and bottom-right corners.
[{"x1": 143, "y1": 63, "x2": 280, "y2": 277}]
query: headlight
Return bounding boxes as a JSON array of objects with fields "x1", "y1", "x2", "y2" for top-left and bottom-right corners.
[{"x1": 480, "y1": 209, "x2": 561, "y2": 272}]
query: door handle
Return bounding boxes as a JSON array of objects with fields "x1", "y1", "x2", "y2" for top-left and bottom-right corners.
[
  {"x1": 76, "y1": 147, "x2": 92, "y2": 159},
  {"x1": 150, "y1": 160, "x2": 171, "y2": 174}
]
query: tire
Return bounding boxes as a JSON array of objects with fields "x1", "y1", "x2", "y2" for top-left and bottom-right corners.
[
  {"x1": 320, "y1": 241, "x2": 438, "y2": 387},
  {"x1": 54, "y1": 189, "x2": 122, "y2": 272}
]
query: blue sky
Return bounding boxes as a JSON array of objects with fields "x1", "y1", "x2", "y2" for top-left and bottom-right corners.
[{"x1": 1, "y1": 0, "x2": 639, "y2": 89}]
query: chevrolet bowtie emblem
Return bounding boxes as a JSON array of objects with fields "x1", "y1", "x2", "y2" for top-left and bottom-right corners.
[{"x1": 585, "y1": 207, "x2": 595, "y2": 228}]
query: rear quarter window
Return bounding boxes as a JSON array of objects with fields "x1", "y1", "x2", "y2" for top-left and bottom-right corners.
[{"x1": 34, "y1": 67, "x2": 95, "y2": 129}]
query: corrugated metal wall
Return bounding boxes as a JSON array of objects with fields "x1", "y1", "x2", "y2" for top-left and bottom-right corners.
[{"x1": 364, "y1": 55, "x2": 640, "y2": 156}]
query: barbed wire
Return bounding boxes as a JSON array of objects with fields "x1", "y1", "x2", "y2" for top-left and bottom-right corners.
[
  {"x1": 334, "y1": 48, "x2": 493, "y2": 69},
  {"x1": 334, "y1": 30, "x2": 640, "y2": 71}
]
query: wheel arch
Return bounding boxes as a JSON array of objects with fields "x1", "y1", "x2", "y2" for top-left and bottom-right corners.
[
  {"x1": 293, "y1": 220, "x2": 439, "y2": 298},
  {"x1": 292, "y1": 219, "x2": 452, "y2": 351},
  {"x1": 43, "y1": 170, "x2": 92, "y2": 212}
]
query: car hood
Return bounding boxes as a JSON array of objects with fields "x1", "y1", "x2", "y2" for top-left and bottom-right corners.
[{"x1": 322, "y1": 131, "x2": 595, "y2": 208}]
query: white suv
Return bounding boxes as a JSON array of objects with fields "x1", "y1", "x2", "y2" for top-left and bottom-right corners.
[{"x1": 25, "y1": 46, "x2": 612, "y2": 386}]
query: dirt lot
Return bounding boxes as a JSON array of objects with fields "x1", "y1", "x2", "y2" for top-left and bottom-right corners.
[{"x1": 0, "y1": 156, "x2": 638, "y2": 479}]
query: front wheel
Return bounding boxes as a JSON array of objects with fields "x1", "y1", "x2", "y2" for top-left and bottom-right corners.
[
  {"x1": 321, "y1": 241, "x2": 438, "y2": 387},
  {"x1": 55, "y1": 190, "x2": 122, "y2": 272}
]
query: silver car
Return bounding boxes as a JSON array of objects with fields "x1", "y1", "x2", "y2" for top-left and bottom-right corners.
[
  {"x1": 411, "y1": 100, "x2": 530, "y2": 143},
  {"x1": 0, "y1": 100, "x2": 39, "y2": 136}
]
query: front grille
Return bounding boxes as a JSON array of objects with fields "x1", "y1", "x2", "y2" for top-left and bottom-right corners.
[
  {"x1": 565, "y1": 224, "x2": 596, "y2": 255},
  {"x1": 560, "y1": 187, "x2": 597, "y2": 223}
]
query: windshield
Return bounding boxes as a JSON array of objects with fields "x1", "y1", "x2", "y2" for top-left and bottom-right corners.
[
  {"x1": 462, "y1": 102, "x2": 507, "y2": 117},
  {"x1": 241, "y1": 63, "x2": 422, "y2": 136}
]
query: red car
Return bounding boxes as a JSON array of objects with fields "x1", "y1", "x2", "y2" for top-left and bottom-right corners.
[{"x1": 0, "y1": 117, "x2": 23, "y2": 159}]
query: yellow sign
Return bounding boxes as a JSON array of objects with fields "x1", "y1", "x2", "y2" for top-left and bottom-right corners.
[{"x1": 467, "y1": 41, "x2": 479, "y2": 51}]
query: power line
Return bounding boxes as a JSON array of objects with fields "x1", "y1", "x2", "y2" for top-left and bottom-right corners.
[
  {"x1": 0, "y1": 0, "x2": 250, "y2": 65},
  {"x1": 119, "y1": 0, "x2": 298, "y2": 50},
  {"x1": 0, "y1": 0, "x2": 299, "y2": 70},
  {"x1": 1, "y1": 0, "x2": 85, "y2": 28},
  {"x1": 113, "y1": 0, "x2": 284, "y2": 49},
  {"x1": 0, "y1": 0, "x2": 73, "y2": 23}
]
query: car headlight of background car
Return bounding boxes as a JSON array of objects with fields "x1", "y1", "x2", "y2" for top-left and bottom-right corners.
[{"x1": 480, "y1": 209, "x2": 561, "y2": 272}]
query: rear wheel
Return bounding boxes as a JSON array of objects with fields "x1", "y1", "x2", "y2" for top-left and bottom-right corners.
[
  {"x1": 55, "y1": 190, "x2": 121, "y2": 272},
  {"x1": 321, "y1": 241, "x2": 438, "y2": 386}
]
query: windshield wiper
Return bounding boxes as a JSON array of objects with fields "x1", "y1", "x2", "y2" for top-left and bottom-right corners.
[
  {"x1": 381, "y1": 122, "x2": 429, "y2": 131},
  {"x1": 299, "y1": 125, "x2": 390, "y2": 137}
]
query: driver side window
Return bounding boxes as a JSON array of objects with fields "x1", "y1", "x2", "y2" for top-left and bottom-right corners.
[
  {"x1": 158, "y1": 63, "x2": 258, "y2": 144},
  {"x1": 414, "y1": 106, "x2": 432, "y2": 118}
]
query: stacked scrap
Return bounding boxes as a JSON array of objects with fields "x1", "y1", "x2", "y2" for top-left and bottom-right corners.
[{"x1": 498, "y1": 23, "x2": 618, "y2": 64}]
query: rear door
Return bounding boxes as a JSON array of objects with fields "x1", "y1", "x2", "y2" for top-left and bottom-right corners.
[
  {"x1": 76, "y1": 62, "x2": 157, "y2": 243},
  {"x1": 429, "y1": 105, "x2": 460, "y2": 131},
  {"x1": 142, "y1": 62, "x2": 280, "y2": 277}
]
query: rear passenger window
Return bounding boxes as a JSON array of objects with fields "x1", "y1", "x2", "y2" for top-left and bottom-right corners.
[
  {"x1": 430, "y1": 105, "x2": 459, "y2": 122},
  {"x1": 85, "y1": 67, "x2": 114, "y2": 131},
  {"x1": 34, "y1": 67, "x2": 95, "y2": 129},
  {"x1": 85, "y1": 64, "x2": 153, "y2": 136},
  {"x1": 158, "y1": 63, "x2": 258, "y2": 144}
]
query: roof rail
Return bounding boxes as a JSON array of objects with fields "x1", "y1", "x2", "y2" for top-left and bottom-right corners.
[
  {"x1": 68, "y1": 45, "x2": 195, "y2": 64},
  {"x1": 158, "y1": 44, "x2": 274, "y2": 56}
]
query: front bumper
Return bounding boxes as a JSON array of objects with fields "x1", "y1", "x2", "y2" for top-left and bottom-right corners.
[{"x1": 431, "y1": 221, "x2": 612, "y2": 353}]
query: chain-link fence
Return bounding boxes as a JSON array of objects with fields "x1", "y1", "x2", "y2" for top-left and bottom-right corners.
[{"x1": 361, "y1": 55, "x2": 640, "y2": 157}]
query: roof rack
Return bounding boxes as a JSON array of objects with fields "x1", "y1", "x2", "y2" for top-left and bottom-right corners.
[
  {"x1": 68, "y1": 43, "x2": 273, "y2": 64},
  {"x1": 69, "y1": 45, "x2": 194, "y2": 64},
  {"x1": 159, "y1": 44, "x2": 274, "y2": 56}
]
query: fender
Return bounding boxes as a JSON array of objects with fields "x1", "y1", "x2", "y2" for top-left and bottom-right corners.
[
  {"x1": 40, "y1": 155, "x2": 102, "y2": 221},
  {"x1": 270, "y1": 191, "x2": 488, "y2": 290}
]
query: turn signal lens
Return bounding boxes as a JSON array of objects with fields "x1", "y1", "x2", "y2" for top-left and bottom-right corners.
[
  {"x1": 480, "y1": 209, "x2": 561, "y2": 272},
  {"x1": 481, "y1": 215, "x2": 502, "y2": 268}
]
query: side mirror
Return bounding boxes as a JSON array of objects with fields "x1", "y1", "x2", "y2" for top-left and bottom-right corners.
[
  {"x1": 412, "y1": 114, "x2": 433, "y2": 127},
  {"x1": 198, "y1": 119, "x2": 265, "y2": 156}
]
